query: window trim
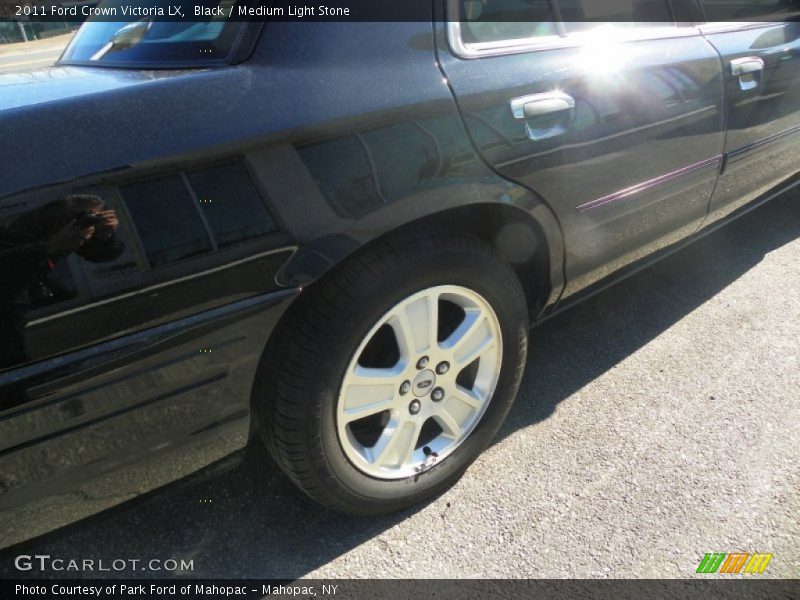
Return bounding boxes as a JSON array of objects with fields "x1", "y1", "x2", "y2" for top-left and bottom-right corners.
[
  {"x1": 446, "y1": 0, "x2": 699, "y2": 59},
  {"x1": 698, "y1": 21, "x2": 781, "y2": 34}
]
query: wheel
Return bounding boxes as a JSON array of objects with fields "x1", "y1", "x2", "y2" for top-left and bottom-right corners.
[{"x1": 253, "y1": 227, "x2": 529, "y2": 514}]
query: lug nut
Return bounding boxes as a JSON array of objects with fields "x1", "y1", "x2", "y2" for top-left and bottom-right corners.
[
  {"x1": 409, "y1": 399, "x2": 421, "y2": 415},
  {"x1": 399, "y1": 380, "x2": 411, "y2": 395},
  {"x1": 436, "y1": 361, "x2": 450, "y2": 375},
  {"x1": 431, "y1": 387, "x2": 445, "y2": 402},
  {"x1": 416, "y1": 356, "x2": 430, "y2": 370}
]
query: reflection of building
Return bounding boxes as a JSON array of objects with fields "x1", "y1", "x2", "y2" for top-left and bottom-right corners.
[{"x1": 0, "y1": 1, "x2": 92, "y2": 44}]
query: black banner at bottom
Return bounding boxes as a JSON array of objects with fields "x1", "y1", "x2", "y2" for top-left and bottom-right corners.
[{"x1": 2, "y1": 579, "x2": 798, "y2": 600}]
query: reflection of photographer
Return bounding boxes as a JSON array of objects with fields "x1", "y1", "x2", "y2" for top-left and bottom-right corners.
[{"x1": 0, "y1": 194, "x2": 124, "y2": 368}]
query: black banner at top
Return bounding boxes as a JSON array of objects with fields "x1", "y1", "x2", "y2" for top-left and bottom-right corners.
[{"x1": 1, "y1": 0, "x2": 800, "y2": 23}]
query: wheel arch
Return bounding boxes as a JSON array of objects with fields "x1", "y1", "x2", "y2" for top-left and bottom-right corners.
[{"x1": 278, "y1": 200, "x2": 565, "y2": 320}]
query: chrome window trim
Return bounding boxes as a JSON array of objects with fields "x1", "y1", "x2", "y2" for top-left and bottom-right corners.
[
  {"x1": 446, "y1": 1, "x2": 699, "y2": 59},
  {"x1": 698, "y1": 21, "x2": 780, "y2": 34}
]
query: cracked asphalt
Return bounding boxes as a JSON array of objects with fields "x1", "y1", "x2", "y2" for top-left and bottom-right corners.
[{"x1": 1, "y1": 189, "x2": 798, "y2": 580}]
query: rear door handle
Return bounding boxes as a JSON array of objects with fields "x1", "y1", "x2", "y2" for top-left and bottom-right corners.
[
  {"x1": 731, "y1": 57, "x2": 764, "y2": 91},
  {"x1": 510, "y1": 92, "x2": 575, "y2": 141}
]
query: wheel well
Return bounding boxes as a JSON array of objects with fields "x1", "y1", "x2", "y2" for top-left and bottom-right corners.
[
  {"x1": 281, "y1": 204, "x2": 552, "y2": 318},
  {"x1": 392, "y1": 204, "x2": 552, "y2": 318}
]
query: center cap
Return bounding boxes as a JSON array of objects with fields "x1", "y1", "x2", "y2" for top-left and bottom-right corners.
[{"x1": 412, "y1": 369, "x2": 436, "y2": 397}]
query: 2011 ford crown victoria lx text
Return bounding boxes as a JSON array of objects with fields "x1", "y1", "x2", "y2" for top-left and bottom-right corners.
[{"x1": 1, "y1": 0, "x2": 799, "y2": 548}]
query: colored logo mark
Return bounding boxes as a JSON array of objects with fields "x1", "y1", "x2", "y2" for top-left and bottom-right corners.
[{"x1": 696, "y1": 553, "x2": 773, "y2": 574}]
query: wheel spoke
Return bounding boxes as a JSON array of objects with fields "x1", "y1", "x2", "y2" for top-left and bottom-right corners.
[
  {"x1": 388, "y1": 292, "x2": 439, "y2": 357},
  {"x1": 444, "y1": 308, "x2": 495, "y2": 366},
  {"x1": 348, "y1": 365, "x2": 401, "y2": 387},
  {"x1": 450, "y1": 386, "x2": 483, "y2": 410},
  {"x1": 370, "y1": 419, "x2": 421, "y2": 469},
  {"x1": 395, "y1": 420, "x2": 423, "y2": 466},
  {"x1": 341, "y1": 399, "x2": 394, "y2": 424},
  {"x1": 434, "y1": 408, "x2": 465, "y2": 440},
  {"x1": 425, "y1": 292, "x2": 440, "y2": 353},
  {"x1": 341, "y1": 366, "x2": 398, "y2": 423}
]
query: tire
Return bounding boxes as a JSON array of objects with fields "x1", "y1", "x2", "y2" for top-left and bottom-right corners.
[{"x1": 253, "y1": 227, "x2": 529, "y2": 514}]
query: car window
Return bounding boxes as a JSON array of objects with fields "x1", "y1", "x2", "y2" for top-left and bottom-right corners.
[
  {"x1": 59, "y1": 1, "x2": 248, "y2": 67},
  {"x1": 458, "y1": 0, "x2": 560, "y2": 43},
  {"x1": 558, "y1": 0, "x2": 673, "y2": 32},
  {"x1": 456, "y1": 0, "x2": 675, "y2": 44},
  {"x1": 700, "y1": 0, "x2": 800, "y2": 22}
]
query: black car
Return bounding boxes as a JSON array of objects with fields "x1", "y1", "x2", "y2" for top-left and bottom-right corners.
[{"x1": 2, "y1": 0, "x2": 799, "y2": 548}]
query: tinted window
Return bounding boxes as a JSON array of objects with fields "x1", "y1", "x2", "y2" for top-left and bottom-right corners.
[
  {"x1": 459, "y1": 0, "x2": 558, "y2": 43},
  {"x1": 559, "y1": 0, "x2": 672, "y2": 25},
  {"x1": 457, "y1": 0, "x2": 674, "y2": 44},
  {"x1": 187, "y1": 162, "x2": 278, "y2": 248},
  {"x1": 121, "y1": 176, "x2": 213, "y2": 268},
  {"x1": 701, "y1": 0, "x2": 799, "y2": 21}
]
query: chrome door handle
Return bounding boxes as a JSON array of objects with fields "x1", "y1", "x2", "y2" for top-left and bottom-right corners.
[
  {"x1": 509, "y1": 91, "x2": 575, "y2": 141},
  {"x1": 731, "y1": 57, "x2": 764, "y2": 91},
  {"x1": 731, "y1": 56, "x2": 764, "y2": 76}
]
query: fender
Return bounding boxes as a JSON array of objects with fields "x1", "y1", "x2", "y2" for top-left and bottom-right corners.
[{"x1": 275, "y1": 176, "x2": 566, "y2": 313}]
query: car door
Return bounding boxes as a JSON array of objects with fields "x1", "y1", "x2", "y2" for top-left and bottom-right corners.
[
  {"x1": 438, "y1": 0, "x2": 726, "y2": 299},
  {"x1": 698, "y1": 2, "x2": 800, "y2": 223}
]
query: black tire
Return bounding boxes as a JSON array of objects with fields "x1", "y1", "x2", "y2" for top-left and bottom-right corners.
[{"x1": 253, "y1": 227, "x2": 529, "y2": 514}]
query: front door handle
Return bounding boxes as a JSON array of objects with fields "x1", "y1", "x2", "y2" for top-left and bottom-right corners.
[
  {"x1": 509, "y1": 91, "x2": 575, "y2": 141},
  {"x1": 731, "y1": 56, "x2": 764, "y2": 91}
]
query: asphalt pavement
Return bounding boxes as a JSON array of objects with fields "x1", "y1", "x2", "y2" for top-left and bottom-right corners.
[{"x1": 1, "y1": 189, "x2": 798, "y2": 579}]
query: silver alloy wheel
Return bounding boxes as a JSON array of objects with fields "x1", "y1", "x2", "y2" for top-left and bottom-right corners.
[{"x1": 336, "y1": 285, "x2": 503, "y2": 480}]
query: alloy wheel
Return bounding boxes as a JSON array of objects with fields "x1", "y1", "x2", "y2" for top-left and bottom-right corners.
[{"x1": 336, "y1": 285, "x2": 503, "y2": 480}]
